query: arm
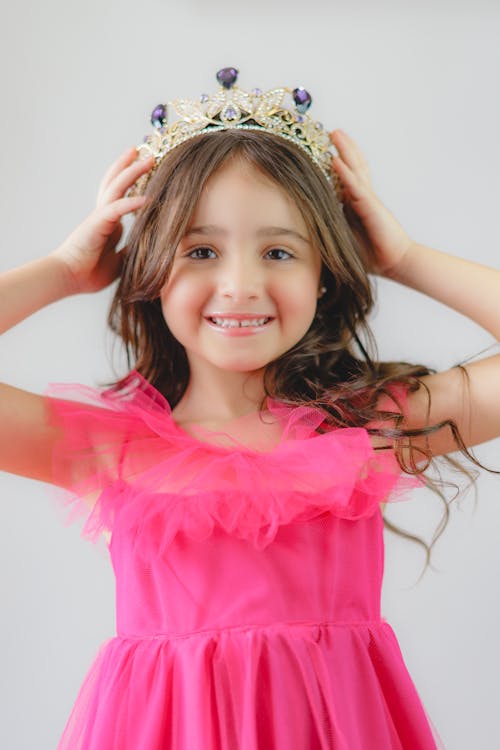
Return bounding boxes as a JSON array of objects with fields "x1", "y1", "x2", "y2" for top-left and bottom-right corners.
[
  {"x1": 0, "y1": 254, "x2": 75, "y2": 483},
  {"x1": 330, "y1": 130, "x2": 500, "y2": 456},
  {"x1": 386, "y1": 243, "x2": 500, "y2": 456},
  {"x1": 0, "y1": 254, "x2": 75, "y2": 335},
  {"x1": 386, "y1": 242, "x2": 500, "y2": 342},
  {"x1": 0, "y1": 147, "x2": 153, "y2": 484}
]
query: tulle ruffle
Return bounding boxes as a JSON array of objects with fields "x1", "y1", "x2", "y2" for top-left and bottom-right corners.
[
  {"x1": 44, "y1": 371, "x2": 425, "y2": 551},
  {"x1": 55, "y1": 620, "x2": 445, "y2": 749}
]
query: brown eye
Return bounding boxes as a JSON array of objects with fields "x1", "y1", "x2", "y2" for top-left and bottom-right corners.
[
  {"x1": 187, "y1": 247, "x2": 216, "y2": 259},
  {"x1": 266, "y1": 248, "x2": 293, "y2": 260}
]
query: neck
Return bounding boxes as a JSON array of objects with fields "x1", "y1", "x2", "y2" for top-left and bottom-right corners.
[{"x1": 172, "y1": 363, "x2": 268, "y2": 425}]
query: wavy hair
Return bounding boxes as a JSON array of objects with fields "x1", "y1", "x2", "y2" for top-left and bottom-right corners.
[{"x1": 107, "y1": 128, "x2": 494, "y2": 580}]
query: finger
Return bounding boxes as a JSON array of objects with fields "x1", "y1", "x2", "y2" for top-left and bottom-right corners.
[
  {"x1": 333, "y1": 135, "x2": 371, "y2": 182},
  {"x1": 97, "y1": 154, "x2": 153, "y2": 205},
  {"x1": 97, "y1": 156, "x2": 155, "y2": 207},
  {"x1": 97, "y1": 195, "x2": 149, "y2": 232},
  {"x1": 330, "y1": 130, "x2": 365, "y2": 166},
  {"x1": 99, "y1": 147, "x2": 139, "y2": 194},
  {"x1": 106, "y1": 222, "x2": 124, "y2": 249},
  {"x1": 99, "y1": 243, "x2": 127, "y2": 284},
  {"x1": 331, "y1": 156, "x2": 367, "y2": 203},
  {"x1": 330, "y1": 131, "x2": 371, "y2": 181}
]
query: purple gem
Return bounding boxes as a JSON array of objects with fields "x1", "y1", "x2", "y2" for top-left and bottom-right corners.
[
  {"x1": 292, "y1": 87, "x2": 312, "y2": 114},
  {"x1": 200, "y1": 93, "x2": 209, "y2": 103},
  {"x1": 224, "y1": 106, "x2": 237, "y2": 120},
  {"x1": 151, "y1": 104, "x2": 167, "y2": 129},
  {"x1": 216, "y1": 67, "x2": 239, "y2": 89},
  {"x1": 252, "y1": 87, "x2": 262, "y2": 96},
  {"x1": 297, "y1": 115, "x2": 304, "y2": 123}
]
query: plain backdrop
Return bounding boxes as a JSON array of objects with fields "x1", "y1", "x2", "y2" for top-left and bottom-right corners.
[{"x1": 1, "y1": 1, "x2": 499, "y2": 748}]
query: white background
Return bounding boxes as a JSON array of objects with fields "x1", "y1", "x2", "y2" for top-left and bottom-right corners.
[{"x1": 1, "y1": 1, "x2": 499, "y2": 747}]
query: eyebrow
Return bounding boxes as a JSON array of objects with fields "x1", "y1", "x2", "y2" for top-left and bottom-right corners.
[{"x1": 183, "y1": 224, "x2": 311, "y2": 245}]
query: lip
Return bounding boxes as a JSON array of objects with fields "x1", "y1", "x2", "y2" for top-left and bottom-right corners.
[
  {"x1": 204, "y1": 317, "x2": 274, "y2": 336},
  {"x1": 205, "y1": 313, "x2": 275, "y2": 320}
]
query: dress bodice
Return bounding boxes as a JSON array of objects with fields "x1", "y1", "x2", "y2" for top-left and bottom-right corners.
[{"x1": 111, "y1": 505, "x2": 384, "y2": 638}]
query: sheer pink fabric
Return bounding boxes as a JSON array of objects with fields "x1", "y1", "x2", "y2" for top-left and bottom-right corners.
[{"x1": 43, "y1": 371, "x2": 444, "y2": 749}]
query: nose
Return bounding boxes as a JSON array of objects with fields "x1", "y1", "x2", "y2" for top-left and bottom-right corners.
[{"x1": 219, "y1": 253, "x2": 262, "y2": 300}]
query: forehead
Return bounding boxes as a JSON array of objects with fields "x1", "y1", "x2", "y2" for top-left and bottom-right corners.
[{"x1": 189, "y1": 158, "x2": 309, "y2": 230}]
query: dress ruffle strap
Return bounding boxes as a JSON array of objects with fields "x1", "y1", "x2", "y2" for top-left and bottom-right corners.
[{"x1": 44, "y1": 372, "x2": 425, "y2": 551}]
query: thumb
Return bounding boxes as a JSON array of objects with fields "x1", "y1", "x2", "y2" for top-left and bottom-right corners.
[
  {"x1": 100, "y1": 243, "x2": 128, "y2": 285},
  {"x1": 109, "y1": 222, "x2": 124, "y2": 247}
]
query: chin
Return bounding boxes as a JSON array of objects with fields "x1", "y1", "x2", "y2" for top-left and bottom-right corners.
[{"x1": 212, "y1": 359, "x2": 271, "y2": 373}]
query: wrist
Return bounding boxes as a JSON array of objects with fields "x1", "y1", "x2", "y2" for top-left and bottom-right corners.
[
  {"x1": 47, "y1": 249, "x2": 82, "y2": 297},
  {"x1": 382, "y1": 238, "x2": 417, "y2": 282},
  {"x1": 0, "y1": 254, "x2": 78, "y2": 335}
]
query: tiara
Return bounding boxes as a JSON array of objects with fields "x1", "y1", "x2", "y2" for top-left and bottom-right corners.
[{"x1": 127, "y1": 67, "x2": 341, "y2": 199}]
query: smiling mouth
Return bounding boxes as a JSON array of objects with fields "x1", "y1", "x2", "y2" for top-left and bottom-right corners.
[{"x1": 206, "y1": 317, "x2": 273, "y2": 328}]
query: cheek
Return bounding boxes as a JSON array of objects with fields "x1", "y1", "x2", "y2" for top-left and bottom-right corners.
[
  {"x1": 281, "y1": 277, "x2": 319, "y2": 317},
  {"x1": 160, "y1": 280, "x2": 207, "y2": 333}
]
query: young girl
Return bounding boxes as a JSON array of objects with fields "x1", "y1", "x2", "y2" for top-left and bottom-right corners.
[{"x1": 1, "y1": 68, "x2": 499, "y2": 749}]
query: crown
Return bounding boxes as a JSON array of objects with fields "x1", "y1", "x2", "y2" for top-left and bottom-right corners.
[{"x1": 127, "y1": 67, "x2": 341, "y2": 199}]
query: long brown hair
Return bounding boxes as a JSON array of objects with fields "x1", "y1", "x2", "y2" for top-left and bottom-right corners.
[{"x1": 108, "y1": 128, "x2": 493, "y2": 578}]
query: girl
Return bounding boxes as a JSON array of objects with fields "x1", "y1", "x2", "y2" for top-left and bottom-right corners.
[{"x1": 1, "y1": 70, "x2": 499, "y2": 749}]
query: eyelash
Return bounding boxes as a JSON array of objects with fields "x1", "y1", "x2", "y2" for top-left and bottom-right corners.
[{"x1": 185, "y1": 247, "x2": 294, "y2": 261}]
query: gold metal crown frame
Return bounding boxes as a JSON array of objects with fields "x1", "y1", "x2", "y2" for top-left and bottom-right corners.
[{"x1": 128, "y1": 67, "x2": 341, "y2": 199}]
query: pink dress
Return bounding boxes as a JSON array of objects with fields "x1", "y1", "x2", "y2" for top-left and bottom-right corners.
[{"x1": 44, "y1": 371, "x2": 445, "y2": 749}]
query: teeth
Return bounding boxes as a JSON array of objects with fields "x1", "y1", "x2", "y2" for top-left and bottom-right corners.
[{"x1": 210, "y1": 317, "x2": 270, "y2": 328}]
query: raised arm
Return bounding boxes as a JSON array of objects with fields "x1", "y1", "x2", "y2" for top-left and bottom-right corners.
[
  {"x1": 385, "y1": 242, "x2": 500, "y2": 456},
  {"x1": 0, "y1": 254, "x2": 74, "y2": 335},
  {"x1": 330, "y1": 129, "x2": 500, "y2": 457},
  {"x1": 0, "y1": 147, "x2": 154, "y2": 484}
]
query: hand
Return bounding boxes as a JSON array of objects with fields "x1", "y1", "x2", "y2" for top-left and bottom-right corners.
[
  {"x1": 49, "y1": 147, "x2": 154, "y2": 294},
  {"x1": 330, "y1": 130, "x2": 414, "y2": 277}
]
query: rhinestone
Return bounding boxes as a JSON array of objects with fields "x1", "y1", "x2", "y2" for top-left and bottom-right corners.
[
  {"x1": 200, "y1": 93, "x2": 209, "y2": 103},
  {"x1": 292, "y1": 87, "x2": 312, "y2": 114},
  {"x1": 216, "y1": 67, "x2": 239, "y2": 89},
  {"x1": 151, "y1": 104, "x2": 167, "y2": 128},
  {"x1": 251, "y1": 87, "x2": 262, "y2": 96}
]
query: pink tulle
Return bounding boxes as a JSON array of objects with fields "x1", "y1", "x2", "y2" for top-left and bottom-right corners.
[
  {"x1": 44, "y1": 371, "x2": 425, "y2": 552},
  {"x1": 42, "y1": 372, "x2": 445, "y2": 749}
]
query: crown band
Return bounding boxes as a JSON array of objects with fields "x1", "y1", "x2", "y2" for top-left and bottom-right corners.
[{"x1": 128, "y1": 67, "x2": 341, "y2": 199}]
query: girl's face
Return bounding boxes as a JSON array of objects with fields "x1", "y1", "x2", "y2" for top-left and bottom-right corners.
[{"x1": 160, "y1": 158, "x2": 323, "y2": 378}]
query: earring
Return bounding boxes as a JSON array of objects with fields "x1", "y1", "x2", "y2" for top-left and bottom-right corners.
[{"x1": 318, "y1": 286, "x2": 327, "y2": 298}]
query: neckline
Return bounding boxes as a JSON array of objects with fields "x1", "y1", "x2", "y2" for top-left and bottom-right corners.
[
  {"x1": 124, "y1": 369, "x2": 335, "y2": 455},
  {"x1": 168, "y1": 401, "x2": 287, "y2": 454}
]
